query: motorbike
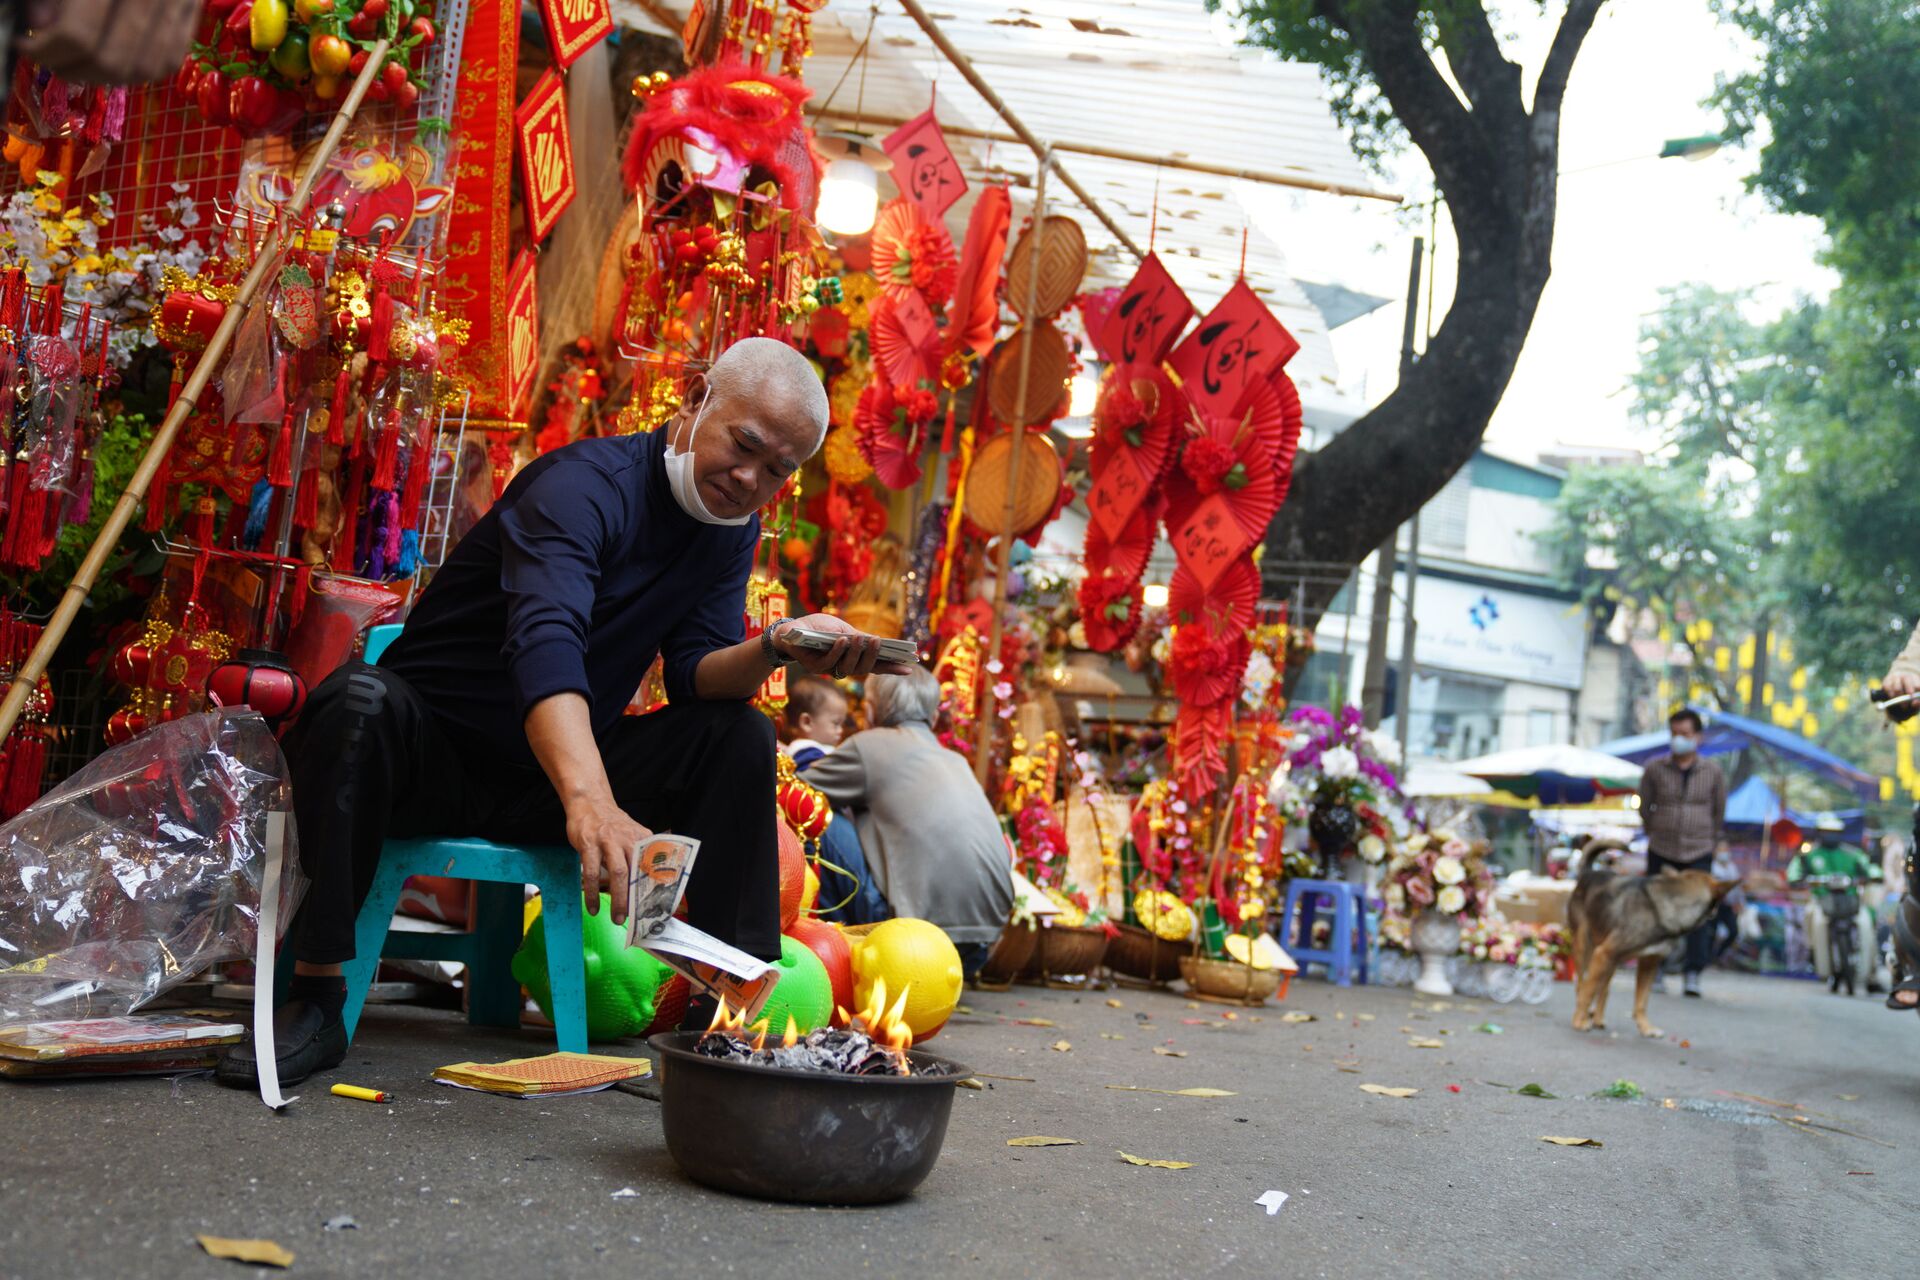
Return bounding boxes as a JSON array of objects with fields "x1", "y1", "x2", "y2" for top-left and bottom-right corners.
[
  {"x1": 1868, "y1": 688, "x2": 1920, "y2": 1013},
  {"x1": 1804, "y1": 873, "x2": 1861, "y2": 996}
]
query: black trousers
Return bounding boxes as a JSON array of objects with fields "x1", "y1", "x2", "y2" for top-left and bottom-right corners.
[
  {"x1": 1647, "y1": 850, "x2": 1715, "y2": 975},
  {"x1": 283, "y1": 662, "x2": 782, "y2": 967}
]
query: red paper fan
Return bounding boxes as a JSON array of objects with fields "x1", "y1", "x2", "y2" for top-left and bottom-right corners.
[
  {"x1": 854, "y1": 380, "x2": 926, "y2": 490},
  {"x1": 1167, "y1": 556, "x2": 1260, "y2": 632},
  {"x1": 1078, "y1": 565, "x2": 1143, "y2": 652},
  {"x1": 944, "y1": 184, "x2": 1011, "y2": 363},
  {"x1": 869, "y1": 293, "x2": 941, "y2": 387},
  {"x1": 870, "y1": 198, "x2": 958, "y2": 308},
  {"x1": 1166, "y1": 616, "x2": 1251, "y2": 707},
  {"x1": 1083, "y1": 490, "x2": 1160, "y2": 585},
  {"x1": 1270, "y1": 370, "x2": 1304, "y2": 508},
  {"x1": 1163, "y1": 378, "x2": 1294, "y2": 592}
]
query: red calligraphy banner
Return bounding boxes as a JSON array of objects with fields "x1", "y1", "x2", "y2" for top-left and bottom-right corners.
[
  {"x1": 441, "y1": 0, "x2": 520, "y2": 420},
  {"x1": 538, "y1": 0, "x2": 613, "y2": 70},
  {"x1": 515, "y1": 68, "x2": 576, "y2": 243}
]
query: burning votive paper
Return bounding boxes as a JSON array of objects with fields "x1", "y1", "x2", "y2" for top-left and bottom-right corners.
[{"x1": 624, "y1": 834, "x2": 777, "y2": 1020}]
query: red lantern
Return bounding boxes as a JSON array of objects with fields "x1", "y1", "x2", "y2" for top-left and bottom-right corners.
[
  {"x1": 109, "y1": 640, "x2": 153, "y2": 688},
  {"x1": 207, "y1": 648, "x2": 308, "y2": 728}
]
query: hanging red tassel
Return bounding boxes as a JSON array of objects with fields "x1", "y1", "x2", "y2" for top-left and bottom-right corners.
[
  {"x1": 371, "y1": 406, "x2": 401, "y2": 491},
  {"x1": 398, "y1": 426, "x2": 429, "y2": 528},
  {"x1": 367, "y1": 288, "x2": 393, "y2": 363},
  {"x1": 268, "y1": 419, "x2": 294, "y2": 487},
  {"x1": 328, "y1": 362, "x2": 350, "y2": 446},
  {"x1": 294, "y1": 462, "x2": 318, "y2": 527},
  {"x1": 939, "y1": 393, "x2": 959, "y2": 456},
  {"x1": 188, "y1": 494, "x2": 216, "y2": 548},
  {"x1": 2, "y1": 479, "x2": 43, "y2": 570}
]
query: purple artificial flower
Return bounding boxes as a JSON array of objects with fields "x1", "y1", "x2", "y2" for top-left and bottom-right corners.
[
  {"x1": 1359, "y1": 758, "x2": 1399, "y2": 793},
  {"x1": 1291, "y1": 705, "x2": 1337, "y2": 728}
]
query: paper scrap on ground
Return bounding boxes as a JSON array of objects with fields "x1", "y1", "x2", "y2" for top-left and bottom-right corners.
[
  {"x1": 1007, "y1": 1136, "x2": 1080, "y2": 1147},
  {"x1": 611, "y1": 1187, "x2": 643, "y2": 1198},
  {"x1": 1360, "y1": 1084, "x2": 1418, "y2": 1098},
  {"x1": 1014, "y1": 1018, "x2": 1056, "y2": 1027},
  {"x1": 1118, "y1": 1151, "x2": 1194, "y2": 1169},
  {"x1": 196, "y1": 1235, "x2": 293, "y2": 1268},
  {"x1": 1281, "y1": 1012, "x2": 1316, "y2": 1024},
  {"x1": 1106, "y1": 999, "x2": 1124, "y2": 1008},
  {"x1": 1409, "y1": 1038, "x2": 1445, "y2": 1049},
  {"x1": 322, "y1": 1215, "x2": 357, "y2": 1232},
  {"x1": 1106, "y1": 1085, "x2": 1236, "y2": 1097},
  {"x1": 1541, "y1": 1136, "x2": 1603, "y2": 1148},
  {"x1": 1152, "y1": 1047, "x2": 1187, "y2": 1057},
  {"x1": 1256, "y1": 1190, "x2": 1289, "y2": 1216},
  {"x1": 1051, "y1": 1040, "x2": 1073, "y2": 1052}
]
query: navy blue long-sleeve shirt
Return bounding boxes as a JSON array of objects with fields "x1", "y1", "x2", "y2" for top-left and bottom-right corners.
[{"x1": 380, "y1": 431, "x2": 757, "y2": 769}]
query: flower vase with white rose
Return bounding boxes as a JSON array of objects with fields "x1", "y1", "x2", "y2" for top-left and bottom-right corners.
[
  {"x1": 1380, "y1": 832, "x2": 1496, "y2": 995},
  {"x1": 1269, "y1": 705, "x2": 1405, "y2": 879}
]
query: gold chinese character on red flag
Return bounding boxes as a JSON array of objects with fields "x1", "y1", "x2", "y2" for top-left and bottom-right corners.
[
  {"x1": 538, "y1": 0, "x2": 612, "y2": 69},
  {"x1": 505, "y1": 250, "x2": 540, "y2": 416},
  {"x1": 515, "y1": 69, "x2": 576, "y2": 242}
]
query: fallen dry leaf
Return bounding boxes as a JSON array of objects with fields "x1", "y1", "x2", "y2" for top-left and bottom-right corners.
[
  {"x1": 1008, "y1": 1136, "x2": 1080, "y2": 1147},
  {"x1": 1356, "y1": 1013, "x2": 1376, "y2": 1022},
  {"x1": 1398, "y1": 1026, "x2": 1415, "y2": 1034},
  {"x1": 1118, "y1": 1150, "x2": 1194, "y2": 1169},
  {"x1": 1185, "y1": 1002, "x2": 1200, "y2": 1009},
  {"x1": 1106, "y1": 1085, "x2": 1238, "y2": 1097},
  {"x1": 1100, "y1": 1033, "x2": 1124, "y2": 1040},
  {"x1": 1541, "y1": 1136, "x2": 1603, "y2": 1148},
  {"x1": 1051, "y1": 1040, "x2": 1073, "y2": 1053},
  {"x1": 1281, "y1": 1012, "x2": 1316, "y2": 1024},
  {"x1": 955, "y1": 1004, "x2": 976, "y2": 1015},
  {"x1": 1408, "y1": 1038, "x2": 1445, "y2": 1049},
  {"x1": 957, "y1": 1078, "x2": 984, "y2": 1090},
  {"x1": 1152, "y1": 1047, "x2": 1188, "y2": 1058},
  {"x1": 1014, "y1": 1017, "x2": 1056, "y2": 1027},
  {"x1": 1837, "y1": 1094, "x2": 1860, "y2": 1102},
  {"x1": 1662, "y1": 1098, "x2": 1677, "y2": 1109},
  {"x1": 1222, "y1": 1012, "x2": 1239, "y2": 1021},
  {"x1": 1336, "y1": 1066, "x2": 1362, "y2": 1074},
  {"x1": 1106, "y1": 999, "x2": 1124, "y2": 1008},
  {"x1": 196, "y1": 1236, "x2": 294, "y2": 1269},
  {"x1": 1359, "y1": 1084, "x2": 1418, "y2": 1098}
]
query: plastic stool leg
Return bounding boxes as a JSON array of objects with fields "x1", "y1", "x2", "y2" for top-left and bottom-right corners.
[
  {"x1": 532, "y1": 877, "x2": 590, "y2": 1053},
  {"x1": 465, "y1": 882, "x2": 527, "y2": 1029},
  {"x1": 341, "y1": 852, "x2": 421, "y2": 1040},
  {"x1": 1330, "y1": 891, "x2": 1356, "y2": 987}
]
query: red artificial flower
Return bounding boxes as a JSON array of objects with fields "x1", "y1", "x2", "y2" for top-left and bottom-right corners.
[
  {"x1": 907, "y1": 224, "x2": 957, "y2": 306},
  {"x1": 1078, "y1": 567, "x2": 1141, "y2": 652},
  {"x1": 1181, "y1": 435, "x2": 1238, "y2": 495}
]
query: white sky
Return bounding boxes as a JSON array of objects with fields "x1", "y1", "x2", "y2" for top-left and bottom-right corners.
[{"x1": 1235, "y1": 0, "x2": 1836, "y2": 463}]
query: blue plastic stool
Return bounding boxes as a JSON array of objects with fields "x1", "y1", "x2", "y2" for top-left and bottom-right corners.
[
  {"x1": 335, "y1": 624, "x2": 589, "y2": 1051},
  {"x1": 341, "y1": 837, "x2": 590, "y2": 1053},
  {"x1": 1279, "y1": 878, "x2": 1370, "y2": 987}
]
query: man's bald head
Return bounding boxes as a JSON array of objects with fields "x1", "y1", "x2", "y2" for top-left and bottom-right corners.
[
  {"x1": 707, "y1": 337, "x2": 829, "y2": 455},
  {"x1": 669, "y1": 337, "x2": 830, "y2": 521}
]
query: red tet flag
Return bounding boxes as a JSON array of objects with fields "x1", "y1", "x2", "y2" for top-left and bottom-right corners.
[
  {"x1": 515, "y1": 69, "x2": 576, "y2": 242},
  {"x1": 505, "y1": 250, "x2": 540, "y2": 418},
  {"x1": 882, "y1": 108, "x2": 968, "y2": 219},
  {"x1": 1167, "y1": 279, "x2": 1299, "y2": 421},
  {"x1": 1097, "y1": 251, "x2": 1194, "y2": 366},
  {"x1": 537, "y1": 0, "x2": 612, "y2": 69}
]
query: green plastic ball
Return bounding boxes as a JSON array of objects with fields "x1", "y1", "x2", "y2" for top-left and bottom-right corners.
[
  {"x1": 511, "y1": 893, "x2": 673, "y2": 1041},
  {"x1": 749, "y1": 934, "x2": 834, "y2": 1035}
]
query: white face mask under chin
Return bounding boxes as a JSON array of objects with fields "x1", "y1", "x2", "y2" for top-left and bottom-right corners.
[{"x1": 663, "y1": 399, "x2": 753, "y2": 526}]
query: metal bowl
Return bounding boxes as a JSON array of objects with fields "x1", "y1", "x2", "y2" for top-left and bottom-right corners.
[{"x1": 648, "y1": 1031, "x2": 972, "y2": 1204}]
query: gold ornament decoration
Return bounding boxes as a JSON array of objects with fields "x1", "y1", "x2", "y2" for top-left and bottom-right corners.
[
  {"x1": 1133, "y1": 890, "x2": 1195, "y2": 942},
  {"x1": 822, "y1": 423, "x2": 872, "y2": 485}
]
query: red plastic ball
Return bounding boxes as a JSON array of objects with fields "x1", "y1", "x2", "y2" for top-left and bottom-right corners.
[{"x1": 206, "y1": 648, "x2": 308, "y2": 728}]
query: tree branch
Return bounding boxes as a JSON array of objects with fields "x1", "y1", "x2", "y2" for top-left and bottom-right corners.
[
  {"x1": 1535, "y1": 0, "x2": 1606, "y2": 115},
  {"x1": 1433, "y1": 0, "x2": 1522, "y2": 124}
]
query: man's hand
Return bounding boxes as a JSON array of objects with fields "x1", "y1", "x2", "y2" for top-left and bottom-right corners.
[
  {"x1": 776, "y1": 613, "x2": 916, "y2": 679},
  {"x1": 1885, "y1": 672, "x2": 1920, "y2": 698},
  {"x1": 565, "y1": 796, "x2": 653, "y2": 927}
]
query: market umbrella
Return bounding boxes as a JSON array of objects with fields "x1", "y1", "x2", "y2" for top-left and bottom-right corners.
[
  {"x1": 1449, "y1": 744, "x2": 1644, "y2": 808},
  {"x1": 1401, "y1": 761, "x2": 1495, "y2": 799}
]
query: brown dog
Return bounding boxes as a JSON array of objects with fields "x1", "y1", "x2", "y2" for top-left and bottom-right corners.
[{"x1": 1568, "y1": 863, "x2": 1740, "y2": 1037}]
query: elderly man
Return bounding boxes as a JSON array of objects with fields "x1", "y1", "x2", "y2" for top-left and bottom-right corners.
[{"x1": 220, "y1": 339, "x2": 900, "y2": 1087}]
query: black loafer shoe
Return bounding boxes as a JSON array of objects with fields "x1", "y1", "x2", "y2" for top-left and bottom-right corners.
[{"x1": 214, "y1": 999, "x2": 348, "y2": 1089}]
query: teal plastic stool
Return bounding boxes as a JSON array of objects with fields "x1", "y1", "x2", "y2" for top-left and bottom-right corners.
[
  {"x1": 337, "y1": 624, "x2": 590, "y2": 1052},
  {"x1": 341, "y1": 837, "x2": 590, "y2": 1053}
]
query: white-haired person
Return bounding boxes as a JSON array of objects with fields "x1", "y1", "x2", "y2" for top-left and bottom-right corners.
[
  {"x1": 804, "y1": 666, "x2": 1013, "y2": 975},
  {"x1": 220, "y1": 338, "x2": 910, "y2": 1088}
]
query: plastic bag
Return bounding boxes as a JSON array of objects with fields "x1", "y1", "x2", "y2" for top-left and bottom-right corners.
[{"x1": 0, "y1": 711, "x2": 304, "y2": 1023}]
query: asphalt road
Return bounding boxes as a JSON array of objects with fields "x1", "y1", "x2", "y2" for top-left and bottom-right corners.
[{"x1": 3, "y1": 968, "x2": 1914, "y2": 1279}]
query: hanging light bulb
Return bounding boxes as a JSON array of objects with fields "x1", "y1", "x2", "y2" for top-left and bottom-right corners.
[
  {"x1": 814, "y1": 131, "x2": 892, "y2": 237},
  {"x1": 818, "y1": 156, "x2": 880, "y2": 234}
]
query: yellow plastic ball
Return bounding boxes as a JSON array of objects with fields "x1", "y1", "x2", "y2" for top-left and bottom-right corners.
[
  {"x1": 799, "y1": 862, "x2": 821, "y2": 916},
  {"x1": 845, "y1": 918, "x2": 963, "y2": 1042}
]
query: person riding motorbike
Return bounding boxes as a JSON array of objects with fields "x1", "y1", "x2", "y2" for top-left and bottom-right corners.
[
  {"x1": 1871, "y1": 631, "x2": 1920, "y2": 1010},
  {"x1": 1787, "y1": 817, "x2": 1881, "y2": 995}
]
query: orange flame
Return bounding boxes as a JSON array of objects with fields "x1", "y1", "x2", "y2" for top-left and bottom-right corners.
[
  {"x1": 701, "y1": 996, "x2": 753, "y2": 1041},
  {"x1": 750, "y1": 1018, "x2": 770, "y2": 1053},
  {"x1": 854, "y1": 977, "x2": 915, "y2": 1073},
  {"x1": 782, "y1": 1015, "x2": 800, "y2": 1049}
]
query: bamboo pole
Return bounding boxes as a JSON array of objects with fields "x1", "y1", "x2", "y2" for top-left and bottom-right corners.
[
  {"x1": 0, "y1": 41, "x2": 394, "y2": 746},
  {"x1": 973, "y1": 155, "x2": 1051, "y2": 785},
  {"x1": 815, "y1": 108, "x2": 1404, "y2": 204},
  {"x1": 892, "y1": 0, "x2": 1144, "y2": 261}
]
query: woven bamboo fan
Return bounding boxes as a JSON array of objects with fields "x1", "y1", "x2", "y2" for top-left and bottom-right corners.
[
  {"x1": 964, "y1": 430, "x2": 1062, "y2": 538},
  {"x1": 985, "y1": 320, "x2": 1070, "y2": 425},
  {"x1": 1005, "y1": 214, "x2": 1088, "y2": 320}
]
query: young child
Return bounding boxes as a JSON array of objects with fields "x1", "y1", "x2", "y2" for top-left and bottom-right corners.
[{"x1": 781, "y1": 675, "x2": 849, "y2": 770}]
